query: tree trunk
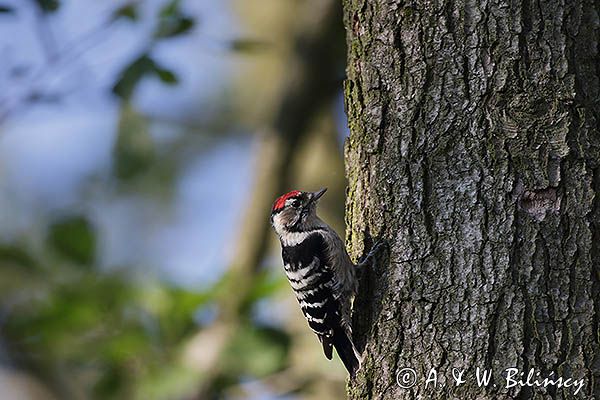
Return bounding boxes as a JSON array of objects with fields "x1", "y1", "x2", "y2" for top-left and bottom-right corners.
[{"x1": 342, "y1": 0, "x2": 599, "y2": 399}]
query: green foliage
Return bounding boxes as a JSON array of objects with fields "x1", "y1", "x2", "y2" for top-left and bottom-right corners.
[
  {"x1": 228, "y1": 38, "x2": 271, "y2": 53},
  {"x1": 110, "y1": 1, "x2": 194, "y2": 100},
  {"x1": 33, "y1": 0, "x2": 59, "y2": 13},
  {"x1": 0, "y1": 244, "x2": 41, "y2": 298},
  {"x1": 158, "y1": 0, "x2": 180, "y2": 18},
  {"x1": 113, "y1": 103, "x2": 155, "y2": 180},
  {"x1": 135, "y1": 364, "x2": 200, "y2": 400},
  {"x1": 112, "y1": 54, "x2": 179, "y2": 100},
  {"x1": 154, "y1": 0, "x2": 196, "y2": 39},
  {"x1": 154, "y1": 16, "x2": 194, "y2": 39},
  {"x1": 0, "y1": 239, "x2": 291, "y2": 399},
  {"x1": 112, "y1": 3, "x2": 138, "y2": 21},
  {"x1": 112, "y1": 55, "x2": 153, "y2": 99},
  {"x1": 47, "y1": 215, "x2": 96, "y2": 265},
  {"x1": 0, "y1": 255, "x2": 212, "y2": 399},
  {"x1": 0, "y1": 5, "x2": 15, "y2": 13},
  {"x1": 0, "y1": 244, "x2": 36, "y2": 269},
  {"x1": 155, "y1": 64, "x2": 179, "y2": 84},
  {"x1": 245, "y1": 269, "x2": 288, "y2": 307},
  {"x1": 223, "y1": 325, "x2": 290, "y2": 378}
]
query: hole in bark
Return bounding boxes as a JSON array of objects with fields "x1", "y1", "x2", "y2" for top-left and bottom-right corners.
[{"x1": 519, "y1": 187, "x2": 561, "y2": 221}]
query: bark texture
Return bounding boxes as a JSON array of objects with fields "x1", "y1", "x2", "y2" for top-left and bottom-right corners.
[{"x1": 343, "y1": 0, "x2": 599, "y2": 398}]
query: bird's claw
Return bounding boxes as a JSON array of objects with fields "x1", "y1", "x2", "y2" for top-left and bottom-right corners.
[{"x1": 357, "y1": 238, "x2": 388, "y2": 268}]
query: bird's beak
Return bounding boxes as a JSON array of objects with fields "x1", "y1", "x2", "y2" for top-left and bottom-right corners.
[{"x1": 311, "y1": 188, "x2": 327, "y2": 202}]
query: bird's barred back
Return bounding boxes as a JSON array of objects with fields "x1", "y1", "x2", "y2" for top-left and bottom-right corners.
[
  {"x1": 296, "y1": 268, "x2": 336, "y2": 335},
  {"x1": 281, "y1": 230, "x2": 325, "y2": 268},
  {"x1": 281, "y1": 232, "x2": 338, "y2": 336}
]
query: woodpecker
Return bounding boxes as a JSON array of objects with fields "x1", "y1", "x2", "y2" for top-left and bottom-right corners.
[{"x1": 270, "y1": 188, "x2": 383, "y2": 378}]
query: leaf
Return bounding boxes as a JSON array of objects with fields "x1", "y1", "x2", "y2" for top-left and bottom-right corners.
[
  {"x1": 0, "y1": 245, "x2": 36, "y2": 269},
  {"x1": 94, "y1": 364, "x2": 127, "y2": 398},
  {"x1": 33, "y1": 0, "x2": 59, "y2": 13},
  {"x1": 158, "y1": 0, "x2": 180, "y2": 18},
  {"x1": 113, "y1": 103, "x2": 155, "y2": 180},
  {"x1": 0, "y1": 5, "x2": 15, "y2": 13},
  {"x1": 228, "y1": 38, "x2": 270, "y2": 53},
  {"x1": 154, "y1": 0, "x2": 195, "y2": 39},
  {"x1": 2, "y1": 266, "x2": 206, "y2": 400},
  {"x1": 154, "y1": 16, "x2": 195, "y2": 38},
  {"x1": 0, "y1": 246, "x2": 42, "y2": 298},
  {"x1": 112, "y1": 54, "x2": 156, "y2": 100},
  {"x1": 112, "y1": 54, "x2": 179, "y2": 99},
  {"x1": 222, "y1": 325, "x2": 290, "y2": 377},
  {"x1": 154, "y1": 64, "x2": 178, "y2": 85},
  {"x1": 47, "y1": 216, "x2": 96, "y2": 265},
  {"x1": 112, "y1": 3, "x2": 137, "y2": 21},
  {"x1": 246, "y1": 270, "x2": 287, "y2": 304},
  {"x1": 136, "y1": 364, "x2": 199, "y2": 400}
]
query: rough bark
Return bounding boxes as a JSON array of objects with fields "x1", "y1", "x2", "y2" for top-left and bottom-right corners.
[{"x1": 343, "y1": 0, "x2": 599, "y2": 399}]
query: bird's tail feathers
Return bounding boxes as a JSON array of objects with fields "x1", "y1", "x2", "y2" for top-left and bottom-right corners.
[{"x1": 333, "y1": 327, "x2": 361, "y2": 378}]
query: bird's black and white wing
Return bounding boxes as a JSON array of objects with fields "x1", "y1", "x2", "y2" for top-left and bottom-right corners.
[{"x1": 281, "y1": 231, "x2": 361, "y2": 377}]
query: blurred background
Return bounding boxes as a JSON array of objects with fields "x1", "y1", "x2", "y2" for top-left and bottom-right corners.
[{"x1": 0, "y1": 0, "x2": 350, "y2": 399}]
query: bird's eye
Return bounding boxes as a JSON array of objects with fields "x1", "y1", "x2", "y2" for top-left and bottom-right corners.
[{"x1": 290, "y1": 199, "x2": 301, "y2": 208}]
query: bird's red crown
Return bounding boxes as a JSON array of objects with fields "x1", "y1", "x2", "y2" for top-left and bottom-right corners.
[{"x1": 272, "y1": 190, "x2": 301, "y2": 212}]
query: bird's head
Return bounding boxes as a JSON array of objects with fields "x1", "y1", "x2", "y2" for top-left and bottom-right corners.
[{"x1": 270, "y1": 188, "x2": 327, "y2": 235}]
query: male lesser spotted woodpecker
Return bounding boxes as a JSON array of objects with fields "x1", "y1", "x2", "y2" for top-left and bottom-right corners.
[{"x1": 270, "y1": 188, "x2": 383, "y2": 378}]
